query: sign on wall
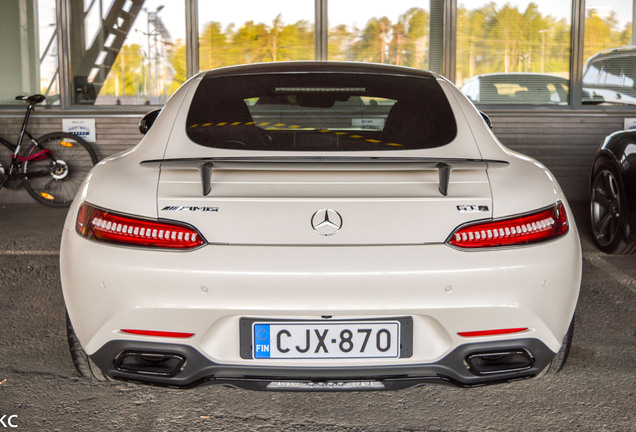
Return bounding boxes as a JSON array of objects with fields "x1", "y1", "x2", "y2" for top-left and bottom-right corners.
[
  {"x1": 624, "y1": 118, "x2": 636, "y2": 131},
  {"x1": 62, "y1": 119, "x2": 96, "y2": 143}
]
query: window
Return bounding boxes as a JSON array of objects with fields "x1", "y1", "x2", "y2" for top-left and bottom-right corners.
[
  {"x1": 197, "y1": 0, "x2": 314, "y2": 71},
  {"x1": 582, "y1": 0, "x2": 636, "y2": 105},
  {"x1": 456, "y1": 0, "x2": 572, "y2": 105},
  {"x1": 327, "y1": 0, "x2": 444, "y2": 72},
  {"x1": 4, "y1": 1, "x2": 635, "y2": 111},
  {"x1": 186, "y1": 70, "x2": 457, "y2": 151},
  {"x1": 0, "y1": 0, "x2": 59, "y2": 105},
  {"x1": 69, "y1": 0, "x2": 186, "y2": 105}
]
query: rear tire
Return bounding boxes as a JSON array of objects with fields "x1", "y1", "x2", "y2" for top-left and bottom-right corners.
[
  {"x1": 540, "y1": 316, "x2": 574, "y2": 376},
  {"x1": 22, "y1": 132, "x2": 98, "y2": 208},
  {"x1": 590, "y1": 162, "x2": 635, "y2": 254},
  {"x1": 66, "y1": 312, "x2": 108, "y2": 382}
]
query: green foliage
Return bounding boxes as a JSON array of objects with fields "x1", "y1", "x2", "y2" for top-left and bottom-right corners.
[
  {"x1": 329, "y1": 8, "x2": 430, "y2": 67},
  {"x1": 169, "y1": 41, "x2": 187, "y2": 92},
  {"x1": 101, "y1": 44, "x2": 146, "y2": 97},
  {"x1": 584, "y1": 9, "x2": 632, "y2": 61},
  {"x1": 199, "y1": 21, "x2": 228, "y2": 70},
  {"x1": 199, "y1": 15, "x2": 314, "y2": 69}
]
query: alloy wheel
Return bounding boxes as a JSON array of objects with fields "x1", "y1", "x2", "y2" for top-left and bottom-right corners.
[{"x1": 590, "y1": 168, "x2": 622, "y2": 247}]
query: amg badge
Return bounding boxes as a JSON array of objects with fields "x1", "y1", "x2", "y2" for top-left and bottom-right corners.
[{"x1": 161, "y1": 206, "x2": 219, "y2": 212}]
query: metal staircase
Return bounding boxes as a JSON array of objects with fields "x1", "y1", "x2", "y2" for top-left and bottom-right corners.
[{"x1": 71, "y1": 0, "x2": 145, "y2": 103}]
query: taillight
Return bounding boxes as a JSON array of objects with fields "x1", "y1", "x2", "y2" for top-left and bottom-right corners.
[
  {"x1": 76, "y1": 203, "x2": 205, "y2": 249},
  {"x1": 448, "y1": 202, "x2": 568, "y2": 249}
]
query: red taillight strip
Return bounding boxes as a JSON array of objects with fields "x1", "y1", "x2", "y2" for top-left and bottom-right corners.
[
  {"x1": 458, "y1": 328, "x2": 529, "y2": 337},
  {"x1": 76, "y1": 203, "x2": 205, "y2": 249},
  {"x1": 121, "y1": 329, "x2": 195, "y2": 338},
  {"x1": 448, "y1": 202, "x2": 568, "y2": 249}
]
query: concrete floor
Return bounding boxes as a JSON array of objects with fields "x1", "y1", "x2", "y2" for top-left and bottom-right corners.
[{"x1": 0, "y1": 201, "x2": 634, "y2": 432}]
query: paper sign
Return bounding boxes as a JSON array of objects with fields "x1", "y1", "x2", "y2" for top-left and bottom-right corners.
[
  {"x1": 63, "y1": 118, "x2": 96, "y2": 143},
  {"x1": 624, "y1": 118, "x2": 636, "y2": 131}
]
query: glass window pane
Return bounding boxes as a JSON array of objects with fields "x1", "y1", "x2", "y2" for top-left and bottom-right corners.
[
  {"x1": 0, "y1": 0, "x2": 59, "y2": 106},
  {"x1": 186, "y1": 72, "x2": 457, "y2": 151},
  {"x1": 457, "y1": 0, "x2": 572, "y2": 105},
  {"x1": 328, "y1": 0, "x2": 443, "y2": 71},
  {"x1": 70, "y1": 0, "x2": 186, "y2": 105},
  {"x1": 197, "y1": 1, "x2": 314, "y2": 71},
  {"x1": 582, "y1": 0, "x2": 636, "y2": 105}
]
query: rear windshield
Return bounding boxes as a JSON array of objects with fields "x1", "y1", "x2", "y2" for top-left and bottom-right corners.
[{"x1": 186, "y1": 72, "x2": 457, "y2": 151}]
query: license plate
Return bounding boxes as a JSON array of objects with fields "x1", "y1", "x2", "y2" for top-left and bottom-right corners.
[{"x1": 252, "y1": 321, "x2": 400, "y2": 359}]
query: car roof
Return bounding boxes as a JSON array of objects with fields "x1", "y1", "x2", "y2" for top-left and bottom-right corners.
[
  {"x1": 471, "y1": 72, "x2": 567, "y2": 81},
  {"x1": 585, "y1": 46, "x2": 636, "y2": 64},
  {"x1": 200, "y1": 61, "x2": 438, "y2": 80}
]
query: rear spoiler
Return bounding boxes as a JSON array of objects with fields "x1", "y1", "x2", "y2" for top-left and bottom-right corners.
[{"x1": 140, "y1": 156, "x2": 509, "y2": 197}]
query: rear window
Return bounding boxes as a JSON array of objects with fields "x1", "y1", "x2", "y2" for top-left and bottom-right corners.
[{"x1": 186, "y1": 73, "x2": 457, "y2": 151}]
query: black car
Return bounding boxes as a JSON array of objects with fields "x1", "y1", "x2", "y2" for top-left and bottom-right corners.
[{"x1": 590, "y1": 130, "x2": 636, "y2": 253}]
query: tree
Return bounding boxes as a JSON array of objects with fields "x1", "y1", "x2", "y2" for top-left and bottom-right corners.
[
  {"x1": 329, "y1": 24, "x2": 356, "y2": 61},
  {"x1": 278, "y1": 20, "x2": 314, "y2": 61},
  {"x1": 199, "y1": 21, "x2": 229, "y2": 70},
  {"x1": 169, "y1": 40, "x2": 186, "y2": 91},
  {"x1": 101, "y1": 44, "x2": 144, "y2": 97},
  {"x1": 355, "y1": 16, "x2": 393, "y2": 63},
  {"x1": 393, "y1": 8, "x2": 429, "y2": 67},
  {"x1": 583, "y1": 9, "x2": 632, "y2": 62}
]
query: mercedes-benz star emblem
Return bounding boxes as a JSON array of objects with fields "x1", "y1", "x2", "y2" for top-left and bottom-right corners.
[{"x1": 311, "y1": 209, "x2": 343, "y2": 236}]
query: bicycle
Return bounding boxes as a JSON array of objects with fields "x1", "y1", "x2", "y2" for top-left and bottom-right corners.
[{"x1": 0, "y1": 94, "x2": 98, "y2": 208}]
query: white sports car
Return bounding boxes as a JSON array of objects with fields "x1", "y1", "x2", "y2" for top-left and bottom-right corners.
[{"x1": 61, "y1": 62, "x2": 581, "y2": 390}]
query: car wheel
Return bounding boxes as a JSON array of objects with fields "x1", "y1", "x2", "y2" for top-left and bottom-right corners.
[
  {"x1": 590, "y1": 162, "x2": 635, "y2": 254},
  {"x1": 540, "y1": 316, "x2": 574, "y2": 376},
  {"x1": 66, "y1": 312, "x2": 108, "y2": 382}
]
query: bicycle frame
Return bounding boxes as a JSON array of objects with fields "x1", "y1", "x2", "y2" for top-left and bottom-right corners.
[{"x1": 1, "y1": 103, "x2": 52, "y2": 178}]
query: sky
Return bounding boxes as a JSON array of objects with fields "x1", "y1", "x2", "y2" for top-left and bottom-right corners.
[
  {"x1": 198, "y1": 0, "x2": 433, "y2": 31},
  {"x1": 196, "y1": 0, "x2": 633, "y2": 30}
]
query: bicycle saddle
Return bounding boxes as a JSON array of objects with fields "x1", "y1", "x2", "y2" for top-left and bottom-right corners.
[{"x1": 15, "y1": 94, "x2": 46, "y2": 104}]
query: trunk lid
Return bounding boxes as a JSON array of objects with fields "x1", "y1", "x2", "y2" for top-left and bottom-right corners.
[{"x1": 151, "y1": 157, "x2": 500, "y2": 245}]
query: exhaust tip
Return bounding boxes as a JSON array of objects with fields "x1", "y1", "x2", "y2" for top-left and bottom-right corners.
[
  {"x1": 465, "y1": 349, "x2": 534, "y2": 375},
  {"x1": 114, "y1": 351, "x2": 186, "y2": 376}
]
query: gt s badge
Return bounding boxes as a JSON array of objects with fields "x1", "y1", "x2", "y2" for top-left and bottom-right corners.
[{"x1": 457, "y1": 205, "x2": 489, "y2": 213}]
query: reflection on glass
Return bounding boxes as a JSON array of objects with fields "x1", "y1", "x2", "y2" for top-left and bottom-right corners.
[
  {"x1": 462, "y1": 73, "x2": 570, "y2": 105},
  {"x1": 328, "y1": 1, "x2": 438, "y2": 70},
  {"x1": 71, "y1": 0, "x2": 185, "y2": 105},
  {"x1": 197, "y1": 0, "x2": 314, "y2": 71},
  {"x1": 0, "y1": 0, "x2": 59, "y2": 105},
  {"x1": 582, "y1": 0, "x2": 636, "y2": 105},
  {"x1": 186, "y1": 72, "x2": 457, "y2": 151},
  {"x1": 39, "y1": 0, "x2": 59, "y2": 105},
  {"x1": 457, "y1": 0, "x2": 572, "y2": 105}
]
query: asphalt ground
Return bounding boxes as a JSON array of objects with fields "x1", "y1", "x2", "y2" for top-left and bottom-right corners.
[{"x1": 0, "y1": 201, "x2": 634, "y2": 432}]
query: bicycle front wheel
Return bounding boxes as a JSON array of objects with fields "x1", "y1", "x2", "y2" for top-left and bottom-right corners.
[{"x1": 22, "y1": 132, "x2": 98, "y2": 207}]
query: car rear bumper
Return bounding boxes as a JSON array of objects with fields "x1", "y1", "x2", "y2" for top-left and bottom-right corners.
[
  {"x1": 90, "y1": 338, "x2": 555, "y2": 390},
  {"x1": 61, "y1": 225, "x2": 580, "y2": 385}
]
